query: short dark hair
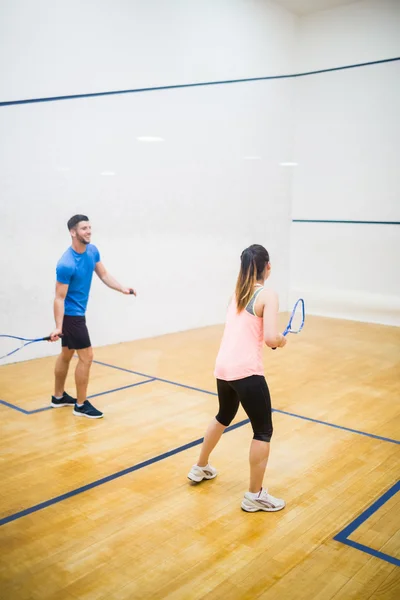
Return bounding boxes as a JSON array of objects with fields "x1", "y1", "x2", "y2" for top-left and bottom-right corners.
[{"x1": 67, "y1": 214, "x2": 89, "y2": 231}]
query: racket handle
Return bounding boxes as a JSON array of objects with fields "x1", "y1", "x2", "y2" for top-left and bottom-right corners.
[
  {"x1": 43, "y1": 334, "x2": 63, "y2": 341},
  {"x1": 271, "y1": 332, "x2": 287, "y2": 350},
  {"x1": 129, "y1": 289, "x2": 134, "y2": 294}
]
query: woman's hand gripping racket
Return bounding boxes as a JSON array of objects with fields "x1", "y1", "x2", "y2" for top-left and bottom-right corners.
[
  {"x1": 272, "y1": 298, "x2": 305, "y2": 350},
  {"x1": 0, "y1": 334, "x2": 63, "y2": 361}
]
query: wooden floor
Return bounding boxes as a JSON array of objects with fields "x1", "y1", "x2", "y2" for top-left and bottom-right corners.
[{"x1": 0, "y1": 315, "x2": 399, "y2": 600}]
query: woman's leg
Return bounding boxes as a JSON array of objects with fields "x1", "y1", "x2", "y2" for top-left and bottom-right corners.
[
  {"x1": 233, "y1": 376, "x2": 273, "y2": 492},
  {"x1": 188, "y1": 379, "x2": 240, "y2": 482},
  {"x1": 197, "y1": 418, "x2": 227, "y2": 467}
]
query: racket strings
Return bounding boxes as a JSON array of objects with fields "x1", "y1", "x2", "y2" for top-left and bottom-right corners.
[
  {"x1": 286, "y1": 299, "x2": 305, "y2": 334},
  {"x1": 0, "y1": 339, "x2": 31, "y2": 360},
  {"x1": 0, "y1": 335, "x2": 51, "y2": 361},
  {"x1": 289, "y1": 309, "x2": 303, "y2": 333}
]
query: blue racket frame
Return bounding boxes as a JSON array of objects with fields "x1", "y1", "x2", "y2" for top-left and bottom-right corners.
[
  {"x1": 282, "y1": 298, "x2": 305, "y2": 336},
  {"x1": 272, "y1": 298, "x2": 305, "y2": 350}
]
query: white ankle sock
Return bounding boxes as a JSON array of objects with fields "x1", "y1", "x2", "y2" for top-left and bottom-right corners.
[{"x1": 248, "y1": 488, "x2": 263, "y2": 499}]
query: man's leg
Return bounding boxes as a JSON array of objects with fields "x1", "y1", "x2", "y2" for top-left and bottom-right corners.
[
  {"x1": 75, "y1": 346, "x2": 93, "y2": 404},
  {"x1": 51, "y1": 347, "x2": 75, "y2": 407},
  {"x1": 73, "y1": 346, "x2": 103, "y2": 419},
  {"x1": 54, "y1": 347, "x2": 74, "y2": 396}
]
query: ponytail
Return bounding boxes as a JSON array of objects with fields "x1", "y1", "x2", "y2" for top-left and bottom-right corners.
[{"x1": 235, "y1": 245, "x2": 270, "y2": 312}]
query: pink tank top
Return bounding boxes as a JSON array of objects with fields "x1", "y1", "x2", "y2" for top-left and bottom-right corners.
[{"x1": 214, "y1": 287, "x2": 264, "y2": 381}]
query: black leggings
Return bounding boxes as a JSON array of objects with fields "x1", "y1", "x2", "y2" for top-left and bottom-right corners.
[{"x1": 216, "y1": 375, "x2": 273, "y2": 442}]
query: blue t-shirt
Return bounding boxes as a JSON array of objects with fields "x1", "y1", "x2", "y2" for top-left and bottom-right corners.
[{"x1": 56, "y1": 244, "x2": 101, "y2": 316}]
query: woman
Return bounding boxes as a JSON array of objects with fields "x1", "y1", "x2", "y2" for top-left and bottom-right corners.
[{"x1": 188, "y1": 244, "x2": 286, "y2": 512}]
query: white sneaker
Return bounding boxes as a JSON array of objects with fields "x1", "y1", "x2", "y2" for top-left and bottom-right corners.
[
  {"x1": 241, "y1": 488, "x2": 285, "y2": 512},
  {"x1": 187, "y1": 464, "x2": 217, "y2": 483}
]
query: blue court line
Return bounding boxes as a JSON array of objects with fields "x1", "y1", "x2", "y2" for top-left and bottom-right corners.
[
  {"x1": 0, "y1": 398, "x2": 29, "y2": 414},
  {"x1": 292, "y1": 219, "x2": 400, "y2": 226},
  {"x1": 93, "y1": 359, "x2": 218, "y2": 396},
  {"x1": 334, "y1": 480, "x2": 400, "y2": 567},
  {"x1": 93, "y1": 360, "x2": 400, "y2": 446},
  {"x1": 272, "y1": 408, "x2": 400, "y2": 446},
  {"x1": 0, "y1": 57, "x2": 398, "y2": 107},
  {"x1": 337, "y1": 539, "x2": 399, "y2": 567},
  {"x1": 0, "y1": 378, "x2": 154, "y2": 415},
  {"x1": 0, "y1": 418, "x2": 249, "y2": 527}
]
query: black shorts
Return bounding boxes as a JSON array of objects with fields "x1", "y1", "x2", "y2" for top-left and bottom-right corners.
[
  {"x1": 216, "y1": 375, "x2": 273, "y2": 442},
  {"x1": 61, "y1": 315, "x2": 91, "y2": 350}
]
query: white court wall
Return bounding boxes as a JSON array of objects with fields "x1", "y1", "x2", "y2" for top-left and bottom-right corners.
[
  {"x1": 1, "y1": 0, "x2": 398, "y2": 369},
  {"x1": 0, "y1": 0, "x2": 296, "y2": 102},
  {"x1": 0, "y1": 1, "x2": 296, "y2": 364},
  {"x1": 290, "y1": 0, "x2": 400, "y2": 325},
  {"x1": 295, "y1": 0, "x2": 400, "y2": 71}
]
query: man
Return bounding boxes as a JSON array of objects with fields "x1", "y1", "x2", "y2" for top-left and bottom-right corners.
[{"x1": 49, "y1": 214, "x2": 136, "y2": 418}]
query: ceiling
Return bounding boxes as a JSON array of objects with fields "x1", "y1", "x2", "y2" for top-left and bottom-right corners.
[{"x1": 271, "y1": 0, "x2": 362, "y2": 16}]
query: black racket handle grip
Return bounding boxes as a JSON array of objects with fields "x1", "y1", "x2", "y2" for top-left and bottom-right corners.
[
  {"x1": 129, "y1": 289, "x2": 134, "y2": 294},
  {"x1": 43, "y1": 334, "x2": 64, "y2": 341}
]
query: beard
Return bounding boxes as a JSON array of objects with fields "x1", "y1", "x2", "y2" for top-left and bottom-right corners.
[{"x1": 76, "y1": 233, "x2": 90, "y2": 245}]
